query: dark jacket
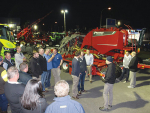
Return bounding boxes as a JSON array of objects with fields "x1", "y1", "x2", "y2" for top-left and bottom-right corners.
[
  {"x1": 3, "y1": 58, "x2": 14, "y2": 70},
  {"x1": 29, "y1": 57, "x2": 42, "y2": 78},
  {"x1": 18, "y1": 71, "x2": 32, "y2": 85},
  {"x1": 4, "y1": 82, "x2": 25, "y2": 113},
  {"x1": 0, "y1": 67, "x2": 5, "y2": 94},
  {"x1": 129, "y1": 56, "x2": 138, "y2": 72},
  {"x1": 21, "y1": 98, "x2": 48, "y2": 113},
  {"x1": 71, "y1": 58, "x2": 80, "y2": 77},
  {"x1": 38, "y1": 55, "x2": 47, "y2": 72},
  {"x1": 78, "y1": 57, "x2": 87, "y2": 72},
  {"x1": 104, "y1": 63, "x2": 116, "y2": 84}
]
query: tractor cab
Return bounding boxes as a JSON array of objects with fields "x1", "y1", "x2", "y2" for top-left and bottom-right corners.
[{"x1": 0, "y1": 24, "x2": 16, "y2": 60}]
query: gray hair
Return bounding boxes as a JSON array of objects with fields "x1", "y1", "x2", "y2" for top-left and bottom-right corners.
[
  {"x1": 54, "y1": 80, "x2": 69, "y2": 97},
  {"x1": 19, "y1": 62, "x2": 28, "y2": 71},
  {"x1": 7, "y1": 66, "x2": 19, "y2": 79},
  {"x1": 38, "y1": 48, "x2": 44, "y2": 52}
]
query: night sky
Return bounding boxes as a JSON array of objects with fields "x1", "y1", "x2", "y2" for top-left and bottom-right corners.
[{"x1": 0, "y1": 0, "x2": 150, "y2": 31}]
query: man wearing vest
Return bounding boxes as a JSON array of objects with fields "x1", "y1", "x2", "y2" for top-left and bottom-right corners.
[{"x1": 3, "y1": 52, "x2": 14, "y2": 70}]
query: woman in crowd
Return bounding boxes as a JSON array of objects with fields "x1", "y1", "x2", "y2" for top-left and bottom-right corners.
[{"x1": 21, "y1": 79, "x2": 48, "y2": 113}]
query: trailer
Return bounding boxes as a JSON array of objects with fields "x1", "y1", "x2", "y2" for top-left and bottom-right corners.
[{"x1": 58, "y1": 26, "x2": 149, "y2": 80}]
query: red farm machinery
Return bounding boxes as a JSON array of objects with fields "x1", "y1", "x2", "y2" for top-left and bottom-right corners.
[
  {"x1": 59, "y1": 26, "x2": 150, "y2": 80},
  {"x1": 16, "y1": 11, "x2": 53, "y2": 49}
]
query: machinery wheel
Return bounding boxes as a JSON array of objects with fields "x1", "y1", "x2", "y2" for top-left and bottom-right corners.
[
  {"x1": 41, "y1": 43, "x2": 46, "y2": 49},
  {"x1": 61, "y1": 62, "x2": 69, "y2": 72},
  {"x1": 49, "y1": 41, "x2": 53, "y2": 46}
]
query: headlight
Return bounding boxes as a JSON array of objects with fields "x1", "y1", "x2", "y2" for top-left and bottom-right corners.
[{"x1": 3, "y1": 47, "x2": 9, "y2": 50}]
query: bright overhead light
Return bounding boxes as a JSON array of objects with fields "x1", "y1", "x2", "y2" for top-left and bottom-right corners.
[
  {"x1": 65, "y1": 10, "x2": 68, "y2": 13},
  {"x1": 34, "y1": 25, "x2": 37, "y2": 30},
  {"x1": 108, "y1": 7, "x2": 111, "y2": 10},
  {"x1": 61, "y1": 10, "x2": 68, "y2": 13},
  {"x1": 61, "y1": 10, "x2": 64, "y2": 13}
]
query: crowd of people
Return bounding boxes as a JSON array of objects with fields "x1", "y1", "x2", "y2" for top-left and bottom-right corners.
[{"x1": 0, "y1": 44, "x2": 139, "y2": 113}]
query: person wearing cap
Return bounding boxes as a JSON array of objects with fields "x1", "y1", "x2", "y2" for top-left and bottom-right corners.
[
  {"x1": 71, "y1": 51, "x2": 81, "y2": 99},
  {"x1": 99, "y1": 56, "x2": 116, "y2": 111}
]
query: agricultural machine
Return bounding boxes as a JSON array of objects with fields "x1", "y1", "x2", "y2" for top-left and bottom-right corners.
[
  {"x1": 59, "y1": 26, "x2": 150, "y2": 80},
  {"x1": 16, "y1": 11, "x2": 53, "y2": 48}
]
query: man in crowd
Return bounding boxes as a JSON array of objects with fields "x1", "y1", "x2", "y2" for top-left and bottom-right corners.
[
  {"x1": 0, "y1": 57, "x2": 8, "y2": 113},
  {"x1": 4, "y1": 66, "x2": 25, "y2": 113},
  {"x1": 18, "y1": 62, "x2": 32, "y2": 85},
  {"x1": 29, "y1": 50, "x2": 42, "y2": 80},
  {"x1": 128, "y1": 51, "x2": 138, "y2": 88},
  {"x1": 45, "y1": 80, "x2": 85, "y2": 113},
  {"x1": 78, "y1": 50, "x2": 87, "y2": 94},
  {"x1": 38, "y1": 48, "x2": 48, "y2": 92},
  {"x1": 15, "y1": 46, "x2": 26, "y2": 70},
  {"x1": 49, "y1": 48, "x2": 63, "y2": 84},
  {"x1": 3, "y1": 52, "x2": 14, "y2": 70},
  {"x1": 85, "y1": 49, "x2": 94, "y2": 83},
  {"x1": 26, "y1": 43, "x2": 33, "y2": 55},
  {"x1": 116, "y1": 51, "x2": 132, "y2": 83},
  {"x1": 71, "y1": 51, "x2": 81, "y2": 99},
  {"x1": 99, "y1": 56, "x2": 116, "y2": 111},
  {"x1": 44, "y1": 49, "x2": 53, "y2": 89}
]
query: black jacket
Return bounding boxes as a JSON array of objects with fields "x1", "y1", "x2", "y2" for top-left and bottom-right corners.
[
  {"x1": 71, "y1": 58, "x2": 80, "y2": 77},
  {"x1": 29, "y1": 57, "x2": 42, "y2": 78},
  {"x1": 38, "y1": 55, "x2": 47, "y2": 72},
  {"x1": 4, "y1": 82, "x2": 25, "y2": 113},
  {"x1": 129, "y1": 56, "x2": 138, "y2": 72},
  {"x1": 3, "y1": 58, "x2": 14, "y2": 70},
  {"x1": 78, "y1": 57, "x2": 87, "y2": 72},
  {"x1": 104, "y1": 63, "x2": 116, "y2": 84},
  {"x1": 18, "y1": 71, "x2": 32, "y2": 85}
]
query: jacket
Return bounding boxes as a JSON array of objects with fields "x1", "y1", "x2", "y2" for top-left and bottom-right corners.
[
  {"x1": 38, "y1": 55, "x2": 47, "y2": 72},
  {"x1": 78, "y1": 57, "x2": 87, "y2": 72},
  {"x1": 0, "y1": 67, "x2": 5, "y2": 94},
  {"x1": 45, "y1": 95, "x2": 85, "y2": 113},
  {"x1": 18, "y1": 71, "x2": 32, "y2": 85},
  {"x1": 123, "y1": 54, "x2": 132, "y2": 68},
  {"x1": 3, "y1": 58, "x2": 14, "y2": 70},
  {"x1": 29, "y1": 57, "x2": 42, "y2": 78},
  {"x1": 129, "y1": 56, "x2": 138, "y2": 72},
  {"x1": 104, "y1": 63, "x2": 116, "y2": 84},
  {"x1": 71, "y1": 57, "x2": 80, "y2": 77}
]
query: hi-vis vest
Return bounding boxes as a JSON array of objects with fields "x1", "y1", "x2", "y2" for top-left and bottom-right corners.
[{"x1": 1, "y1": 70, "x2": 8, "y2": 82}]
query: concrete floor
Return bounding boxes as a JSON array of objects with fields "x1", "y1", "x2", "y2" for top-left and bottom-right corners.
[{"x1": 7, "y1": 68, "x2": 150, "y2": 113}]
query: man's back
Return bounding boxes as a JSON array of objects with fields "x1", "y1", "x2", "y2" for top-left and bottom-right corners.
[
  {"x1": 18, "y1": 71, "x2": 32, "y2": 85},
  {"x1": 4, "y1": 82, "x2": 25, "y2": 113},
  {"x1": 45, "y1": 95, "x2": 85, "y2": 113}
]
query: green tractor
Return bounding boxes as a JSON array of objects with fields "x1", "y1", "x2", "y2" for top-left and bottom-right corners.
[
  {"x1": 0, "y1": 24, "x2": 16, "y2": 60},
  {"x1": 48, "y1": 32, "x2": 65, "y2": 46}
]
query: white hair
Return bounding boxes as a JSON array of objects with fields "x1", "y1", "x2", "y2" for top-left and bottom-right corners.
[
  {"x1": 7, "y1": 66, "x2": 19, "y2": 79},
  {"x1": 54, "y1": 80, "x2": 69, "y2": 97}
]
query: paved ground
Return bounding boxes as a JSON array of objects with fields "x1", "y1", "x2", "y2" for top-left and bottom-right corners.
[
  {"x1": 43, "y1": 69, "x2": 150, "y2": 113},
  {"x1": 8, "y1": 69, "x2": 150, "y2": 113}
]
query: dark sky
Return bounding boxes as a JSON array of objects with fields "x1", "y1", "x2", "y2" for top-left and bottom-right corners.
[{"x1": 0, "y1": 0, "x2": 150, "y2": 31}]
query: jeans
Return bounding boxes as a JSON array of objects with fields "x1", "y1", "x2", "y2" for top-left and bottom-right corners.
[
  {"x1": 45, "y1": 70, "x2": 51, "y2": 88},
  {"x1": 0, "y1": 94, "x2": 8, "y2": 111},
  {"x1": 41, "y1": 71, "x2": 48, "y2": 91},
  {"x1": 119, "y1": 68, "x2": 129, "y2": 81},
  {"x1": 78, "y1": 72, "x2": 86, "y2": 91}
]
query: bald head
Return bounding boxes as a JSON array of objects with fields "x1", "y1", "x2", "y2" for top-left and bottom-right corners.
[
  {"x1": 39, "y1": 48, "x2": 44, "y2": 55},
  {"x1": 45, "y1": 49, "x2": 50, "y2": 55},
  {"x1": 131, "y1": 51, "x2": 136, "y2": 57}
]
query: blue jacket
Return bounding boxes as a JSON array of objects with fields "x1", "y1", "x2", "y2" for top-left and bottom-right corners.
[
  {"x1": 45, "y1": 95, "x2": 85, "y2": 113},
  {"x1": 71, "y1": 58, "x2": 80, "y2": 77}
]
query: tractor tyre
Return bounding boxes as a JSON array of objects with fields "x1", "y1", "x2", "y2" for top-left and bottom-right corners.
[{"x1": 49, "y1": 41, "x2": 53, "y2": 46}]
